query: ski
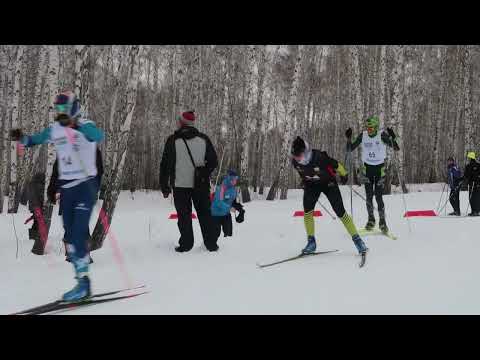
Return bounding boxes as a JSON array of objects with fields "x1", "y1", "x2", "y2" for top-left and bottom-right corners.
[
  {"x1": 27, "y1": 291, "x2": 148, "y2": 315},
  {"x1": 11, "y1": 284, "x2": 146, "y2": 315},
  {"x1": 358, "y1": 228, "x2": 397, "y2": 240},
  {"x1": 257, "y1": 250, "x2": 339, "y2": 269},
  {"x1": 437, "y1": 215, "x2": 470, "y2": 218}
]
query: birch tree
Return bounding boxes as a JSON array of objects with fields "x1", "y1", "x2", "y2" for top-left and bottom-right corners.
[
  {"x1": 389, "y1": 45, "x2": 408, "y2": 193},
  {"x1": 90, "y1": 45, "x2": 141, "y2": 251},
  {"x1": 267, "y1": 45, "x2": 304, "y2": 200},
  {"x1": 7, "y1": 45, "x2": 25, "y2": 213}
]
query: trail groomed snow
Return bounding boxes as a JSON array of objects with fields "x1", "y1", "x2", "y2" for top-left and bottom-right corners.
[{"x1": 2, "y1": 186, "x2": 479, "y2": 314}]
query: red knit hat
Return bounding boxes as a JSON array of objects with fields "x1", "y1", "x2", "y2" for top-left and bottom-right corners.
[{"x1": 181, "y1": 111, "x2": 195, "y2": 122}]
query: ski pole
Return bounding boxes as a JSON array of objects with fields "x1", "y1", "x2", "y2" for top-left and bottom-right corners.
[
  {"x1": 465, "y1": 181, "x2": 475, "y2": 215},
  {"x1": 345, "y1": 141, "x2": 354, "y2": 221},
  {"x1": 317, "y1": 200, "x2": 336, "y2": 220},
  {"x1": 351, "y1": 186, "x2": 378, "y2": 212},
  {"x1": 436, "y1": 182, "x2": 447, "y2": 214},
  {"x1": 214, "y1": 150, "x2": 226, "y2": 191},
  {"x1": 11, "y1": 214, "x2": 19, "y2": 259},
  {"x1": 437, "y1": 180, "x2": 464, "y2": 214},
  {"x1": 393, "y1": 149, "x2": 412, "y2": 234}
]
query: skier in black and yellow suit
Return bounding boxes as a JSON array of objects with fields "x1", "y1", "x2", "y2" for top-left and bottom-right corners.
[{"x1": 291, "y1": 136, "x2": 368, "y2": 256}]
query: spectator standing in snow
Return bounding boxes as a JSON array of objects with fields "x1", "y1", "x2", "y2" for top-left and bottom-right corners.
[
  {"x1": 160, "y1": 111, "x2": 219, "y2": 252},
  {"x1": 446, "y1": 157, "x2": 462, "y2": 216},
  {"x1": 464, "y1": 151, "x2": 480, "y2": 216}
]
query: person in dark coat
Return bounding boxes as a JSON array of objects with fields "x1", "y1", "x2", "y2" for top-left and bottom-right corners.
[
  {"x1": 160, "y1": 111, "x2": 219, "y2": 252},
  {"x1": 464, "y1": 152, "x2": 480, "y2": 216},
  {"x1": 446, "y1": 157, "x2": 463, "y2": 216},
  {"x1": 20, "y1": 173, "x2": 46, "y2": 255}
]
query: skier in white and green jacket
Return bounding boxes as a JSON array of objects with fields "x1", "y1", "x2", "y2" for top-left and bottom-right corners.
[{"x1": 345, "y1": 115, "x2": 400, "y2": 234}]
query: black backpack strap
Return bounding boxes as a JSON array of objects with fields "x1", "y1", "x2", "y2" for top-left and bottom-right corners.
[{"x1": 182, "y1": 138, "x2": 196, "y2": 168}]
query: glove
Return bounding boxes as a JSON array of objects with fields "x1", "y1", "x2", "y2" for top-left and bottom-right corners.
[
  {"x1": 235, "y1": 209, "x2": 245, "y2": 223},
  {"x1": 9, "y1": 128, "x2": 24, "y2": 141},
  {"x1": 340, "y1": 175, "x2": 348, "y2": 185},
  {"x1": 345, "y1": 128, "x2": 352, "y2": 139},
  {"x1": 386, "y1": 127, "x2": 396, "y2": 139}
]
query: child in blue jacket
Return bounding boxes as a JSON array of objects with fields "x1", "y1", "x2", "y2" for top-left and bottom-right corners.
[{"x1": 211, "y1": 170, "x2": 245, "y2": 239}]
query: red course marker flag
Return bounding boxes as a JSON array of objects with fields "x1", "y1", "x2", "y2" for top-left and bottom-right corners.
[
  {"x1": 403, "y1": 210, "x2": 437, "y2": 217},
  {"x1": 293, "y1": 210, "x2": 323, "y2": 217}
]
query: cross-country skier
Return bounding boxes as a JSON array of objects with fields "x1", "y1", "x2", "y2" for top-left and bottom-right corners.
[
  {"x1": 9, "y1": 90, "x2": 104, "y2": 302},
  {"x1": 345, "y1": 115, "x2": 400, "y2": 234},
  {"x1": 446, "y1": 157, "x2": 462, "y2": 216},
  {"x1": 290, "y1": 136, "x2": 368, "y2": 257},
  {"x1": 464, "y1": 151, "x2": 480, "y2": 216},
  {"x1": 211, "y1": 169, "x2": 245, "y2": 240},
  {"x1": 47, "y1": 147, "x2": 104, "y2": 262}
]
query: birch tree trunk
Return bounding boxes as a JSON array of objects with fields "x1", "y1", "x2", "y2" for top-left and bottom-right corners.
[
  {"x1": 378, "y1": 46, "x2": 387, "y2": 126},
  {"x1": 389, "y1": 45, "x2": 408, "y2": 193},
  {"x1": 18, "y1": 45, "x2": 48, "y2": 205},
  {"x1": 252, "y1": 45, "x2": 267, "y2": 193},
  {"x1": 0, "y1": 46, "x2": 17, "y2": 213},
  {"x1": 7, "y1": 45, "x2": 25, "y2": 213},
  {"x1": 267, "y1": 45, "x2": 304, "y2": 200},
  {"x1": 463, "y1": 45, "x2": 474, "y2": 156},
  {"x1": 90, "y1": 45, "x2": 141, "y2": 251},
  {"x1": 239, "y1": 45, "x2": 256, "y2": 203},
  {"x1": 42, "y1": 45, "x2": 60, "y2": 239}
]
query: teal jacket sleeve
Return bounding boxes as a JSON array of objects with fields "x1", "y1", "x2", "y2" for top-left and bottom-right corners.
[
  {"x1": 21, "y1": 127, "x2": 51, "y2": 147},
  {"x1": 77, "y1": 121, "x2": 104, "y2": 143}
]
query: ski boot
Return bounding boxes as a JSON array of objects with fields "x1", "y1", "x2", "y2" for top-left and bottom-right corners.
[
  {"x1": 62, "y1": 276, "x2": 91, "y2": 303},
  {"x1": 302, "y1": 236, "x2": 317, "y2": 255},
  {"x1": 28, "y1": 227, "x2": 40, "y2": 241},
  {"x1": 62, "y1": 254, "x2": 92, "y2": 302},
  {"x1": 352, "y1": 234, "x2": 368, "y2": 255},
  {"x1": 448, "y1": 211, "x2": 461, "y2": 216},
  {"x1": 379, "y1": 217, "x2": 389, "y2": 234},
  {"x1": 365, "y1": 217, "x2": 375, "y2": 231}
]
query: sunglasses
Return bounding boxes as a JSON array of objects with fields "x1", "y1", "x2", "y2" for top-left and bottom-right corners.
[{"x1": 55, "y1": 103, "x2": 72, "y2": 114}]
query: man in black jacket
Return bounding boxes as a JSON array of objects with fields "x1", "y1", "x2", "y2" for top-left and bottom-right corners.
[
  {"x1": 160, "y1": 111, "x2": 219, "y2": 252},
  {"x1": 464, "y1": 151, "x2": 480, "y2": 216}
]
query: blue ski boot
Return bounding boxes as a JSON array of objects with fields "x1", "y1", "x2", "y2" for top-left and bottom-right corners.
[
  {"x1": 62, "y1": 255, "x2": 91, "y2": 302},
  {"x1": 302, "y1": 236, "x2": 317, "y2": 255},
  {"x1": 62, "y1": 276, "x2": 91, "y2": 302},
  {"x1": 352, "y1": 234, "x2": 368, "y2": 254}
]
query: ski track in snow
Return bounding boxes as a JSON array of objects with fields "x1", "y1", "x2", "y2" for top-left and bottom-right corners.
[{"x1": 1, "y1": 185, "x2": 480, "y2": 315}]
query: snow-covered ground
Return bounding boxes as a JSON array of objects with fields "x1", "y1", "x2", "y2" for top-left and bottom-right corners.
[{"x1": 1, "y1": 184, "x2": 479, "y2": 315}]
